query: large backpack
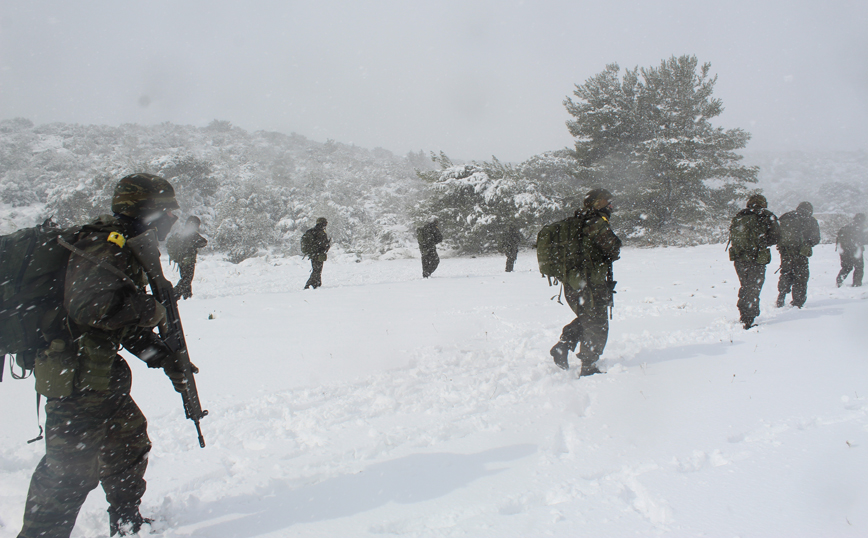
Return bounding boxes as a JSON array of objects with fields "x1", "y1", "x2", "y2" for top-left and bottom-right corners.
[
  {"x1": 0, "y1": 220, "x2": 80, "y2": 379},
  {"x1": 536, "y1": 215, "x2": 587, "y2": 289},
  {"x1": 300, "y1": 228, "x2": 317, "y2": 257},
  {"x1": 729, "y1": 211, "x2": 770, "y2": 264},
  {"x1": 777, "y1": 212, "x2": 803, "y2": 250}
]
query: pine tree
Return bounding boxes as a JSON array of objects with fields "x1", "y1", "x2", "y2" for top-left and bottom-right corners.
[{"x1": 565, "y1": 55, "x2": 758, "y2": 240}]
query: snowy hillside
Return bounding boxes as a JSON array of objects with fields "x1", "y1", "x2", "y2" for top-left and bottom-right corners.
[{"x1": 1, "y1": 244, "x2": 866, "y2": 537}]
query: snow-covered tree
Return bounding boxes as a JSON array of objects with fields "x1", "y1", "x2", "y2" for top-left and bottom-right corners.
[
  {"x1": 565, "y1": 55, "x2": 758, "y2": 240},
  {"x1": 416, "y1": 152, "x2": 561, "y2": 253}
]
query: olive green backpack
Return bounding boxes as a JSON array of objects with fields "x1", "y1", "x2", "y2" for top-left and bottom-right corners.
[
  {"x1": 0, "y1": 220, "x2": 80, "y2": 383},
  {"x1": 536, "y1": 215, "x2": 587, "y2": 290}
]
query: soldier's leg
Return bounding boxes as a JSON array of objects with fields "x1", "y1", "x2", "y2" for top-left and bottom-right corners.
[
  {"x1": 505, "y1": 254, "x2": 515, "y2": 272},
  {"x1": 854, "y1": 256, "x2": 864, "y2": 287},
  {"x1": 429, "y1": 250, "x2": 440, "y2": 276},
  {"x1": 305, "y1": 259, "x2": 323, "y2": 288},
  {"x1": 736, "y1": 262, "x2": 765, "y2": 327},
  {"x1": 19, "y1": 396, "x2": 107, "y2": 538},
  {"x1": 837, "y1": 255, "x2": 853, "y2": 287},
  {"x1": 577, "y1": 291, "x2": 609, "y2": 376},
  {"x1": 776, "y1": 255, "x2": 794, "y2": 307},
  {"x1": 176, "y1": 262, "x2": 195, "y2": 299},
  {"x1": 551, "y1": 285, "x2": 583, "y2": 369},
  {"x1": 790, "y1": 256, "x2": 810, "y2": 307}
]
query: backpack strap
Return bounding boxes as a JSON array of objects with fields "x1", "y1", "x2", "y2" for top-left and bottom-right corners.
[
  {"x1": 26, "y1": 393, "x2": 44, "y2": 444},
  {"x1": 57, "y1": 235, "x2": 139, "y2": 289}
]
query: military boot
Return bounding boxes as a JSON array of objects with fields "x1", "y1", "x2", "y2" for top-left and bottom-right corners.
[
  {"x1": 109, "y1": 505, "x2": 153, "y2": 536},
  {"x1": 578, "y1": 355, "x2": 602, "y2": 377},
  {"x1": 550, "y1": 341, "x2": 572, "y2": 370},
  {"x1": 775, "y1": 292, "x2": 786, "y2": 308}
]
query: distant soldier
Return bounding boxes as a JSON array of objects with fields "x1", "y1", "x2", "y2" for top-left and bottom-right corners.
[
  {"x1": 302, "y1": 217, "x2": 330, "y2": 289},
  {"x1": 167, "y1": 216, "x2": 208, "y2": 300},
  {"x1": 18, "y1": 173, "x2": 188, "y2": 538},
  {"x1": 728, "y1": 194, "x2": 780, "y2": 329},
  {"x1": 836, "y1": 213, "x2": 866, "y2": 287},
  {"x1": 416, "y1": 219, "x2": 443, "y2": 278},
  {"x1": 775, "y1": 202, "x2": 820, "y2": 308},
  {"x1": 549, "y1": 189, "x2": 621, "y2": 376},
  {"x1": 499, "y1": 226, "x2": 522, "y2": 272}
]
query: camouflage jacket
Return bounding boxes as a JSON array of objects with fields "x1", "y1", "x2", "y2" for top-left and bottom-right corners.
[
  {"x1": 64, "y1": 214, "x2": 168, "y2": 391},
  {"x1": 578, "y1": 209, "x2": 622, "y2": 290},
  {"x1": 167, "y1": 232, "x2": 208, "y2": 266},
  {"x1": 729, "y1": 208, "x2": 780, "y2": 264},
  {"x1": 416, "y1": 223, "x2": 443, "y2": 250},
  {"x1": 837, "y1": 223, "x2": 867, "y2": 257},
  {"x1": 777, "y1": 210, "x2": 820, "y2": 257},
  {"x1": 498, "y1": 228, "x2": 522, "y2": 254}
]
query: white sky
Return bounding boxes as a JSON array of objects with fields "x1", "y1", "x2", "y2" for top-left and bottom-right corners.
[{"x1": 1, "y1": 0, "x2": 866, "y2": 162}]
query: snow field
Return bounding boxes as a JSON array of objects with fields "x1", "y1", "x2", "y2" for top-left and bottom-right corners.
[{"x1": 1, "y1": 244, "x2": 866, "y2": 537}]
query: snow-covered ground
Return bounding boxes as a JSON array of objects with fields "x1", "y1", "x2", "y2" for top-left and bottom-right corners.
[{"x1": 1, "y1": 244, "x2": 866, "y2": 537}]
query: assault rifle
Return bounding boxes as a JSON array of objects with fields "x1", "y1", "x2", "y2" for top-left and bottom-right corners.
[
  {"x1": 607, "y1": 263, "x2": 617, "y2": 320},
  {"x1": 127, "y1": 230, "x2": 208, "y2": 448}
]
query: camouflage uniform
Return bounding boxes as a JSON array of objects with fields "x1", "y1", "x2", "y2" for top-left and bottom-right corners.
[
  {"x1": 775, "y1": 202, "x2": 820, "y2": 308},
  {"x1": 729, "y1": 195, "x2": 780, "y2": 329},
  {"x1": 836, "y1": 214, "x2": 866, "y2": 288},
  {"x1": 499, "y1": 226, "x2": 522, "y2": 272},
  {"x1": 19, "y1": 174, "x2": 180, "y2": 538},
  {"x1": 551, "y1": 190, "x2": 621, "y2": 375},
  {"x1": 168, "y1": 217, "x2": 208, "y2": 300},
  {"x1": 304, "y1": 218, "x2": 330, "y2": 289},
  {"x1": 417, "y1": 221, "x2": 443, "y2": 278}
]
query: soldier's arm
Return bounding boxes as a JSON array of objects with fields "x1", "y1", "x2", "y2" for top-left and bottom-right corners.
[
  {"x1": 766, "y1": 213, "x2": 781, "y2": 246},
  {"x1": 588, "y1": 217, "x2": 622, "y2": 262},
  {"x1": 194, "y1": 234, "x2": 208, "y2": 249},
  {"x1": 64, "y1": 238, "x2": 162, "y2": 332},
  {"x1": 809, "y1": 220, "x2": 821, "y2": 247}
]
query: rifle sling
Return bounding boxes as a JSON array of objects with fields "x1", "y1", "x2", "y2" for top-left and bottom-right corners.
[{"x1": 57, "y1": 236, "x2": 139, "y2": 290}]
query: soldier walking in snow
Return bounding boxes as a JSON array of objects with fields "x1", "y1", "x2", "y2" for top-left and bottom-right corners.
[
  {"x1": 499, "y1": 226, "x2": 522, "y2": 272},
  {"x1": 775, "y1": 202, "x2": 820, "y2": 308},
  {"x1": 302, "y1": 217, "x2": 331, "y2": 289},
  {"x1": 549, "y1": 189, "x2": 621, "y2": 376},
  {"x1": 18, "y1": 174, "x2": 190, "y2": 537},
  {"x1": 416, "y1": 219, "x2": 443, "y2": 278},
  {"x1": 836, "y1": 213, "x2": 866, "y2": 287},
  {"x1": 167, "y1": 215, "x2": 208, "y2": 300},
  {"x1": 728, "y1": 194, "x2": 780, "y2": 329}
]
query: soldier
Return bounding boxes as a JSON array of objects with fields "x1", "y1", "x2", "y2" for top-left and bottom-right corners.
[
  {"x1": 775, "y1": 202, "x2": 821, "y2": 308},
  {"x1": 728, "y1": 194, "x2": 780, "y2": 329},
  {"x1": 549, "y1": 189, "x2": 621, "y2": 376},
  {"x1": 499, "y1": 226, "x2": 522, "y2": 272},
  {"x1": 302, "y1": 217, "x2": 331, "y2": 289},
  {"x1": 167, "y1": 215, "x2": 208, "y2": 299},
  {"x1": 416, "y1": 219, "x2": 443, "y2": 278},
  {"x1": 836, "y1": 213, "x2": 866, "y2": 287},
  {"x1": 18, "y1": 173, "x2": 188, "y2": 537}
]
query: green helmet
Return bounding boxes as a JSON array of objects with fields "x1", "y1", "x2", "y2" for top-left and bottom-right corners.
[
  {"x1": 747, "y1": 194, "x2": 768, "y2": 209},
  {"x1": 111, "y1": 173, "x2": 180, "y2": 218},
  {"x1": 583, "y1": 188, "x2": 613, "y2": 210}
]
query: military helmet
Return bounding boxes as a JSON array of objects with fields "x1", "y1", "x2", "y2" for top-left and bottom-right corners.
[
  {"x1": 111, "y1": 173, "x2": 180, "y2": 218},
  {"x1": 796, "y1": 201, "x2": 813, "y2": 216},
  {"x1": 316, "y1": 217, "x2": 328, "y2": 227},
  {"x1": 583, "y1": 188, "x2": 613, "y2": 210},
  {"x1": 746, "y1": 194, "x2": 768, "y2": 209}
]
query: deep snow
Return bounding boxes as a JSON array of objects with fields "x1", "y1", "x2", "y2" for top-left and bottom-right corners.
[{"x1": 1, "y1": 244, "x2": 866, "y2": 537}]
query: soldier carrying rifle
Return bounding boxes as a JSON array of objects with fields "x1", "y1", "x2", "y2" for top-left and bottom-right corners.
[{"x1": 17, "y1": 173, "x2": 206, "y2": 538}]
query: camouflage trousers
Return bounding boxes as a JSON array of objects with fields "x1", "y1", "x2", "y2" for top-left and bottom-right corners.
[
  {"x1": 175, "y1": 261, "x2": 196, "y2": 299},
  {"x1": 421, "y1": 248, "x2": 439, "y2": 278},
  {"x1": 559, "y1": 283, "x2": 610, "y2": 365},
  {"x1": 504, "y1": 249, "x2": 518, "y2": 272},
  {"x1": 777, "y1": 254, "x2": 810, "y2": 307},
  {"x1": 734, "y1": 261, "x2": 767, "y2": 325},
  {"x1": 19, "y1": 358, "x2": 151, "y2": 538},
  {"x1": 837, "y1": 254, "x2": 863, "y2": 287},
  {"x1": 305, "y1": 259, "x2": 324, "y2": 289}
]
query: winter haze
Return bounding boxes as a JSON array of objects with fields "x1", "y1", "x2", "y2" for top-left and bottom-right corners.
[{"x1": 1, "y1": 0, "x2": 866, "y2": 162}]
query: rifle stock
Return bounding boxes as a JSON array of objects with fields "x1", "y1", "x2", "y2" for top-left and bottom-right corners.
[{"x1": 127, "y1": 230, "x2": 208, "y2": 448}]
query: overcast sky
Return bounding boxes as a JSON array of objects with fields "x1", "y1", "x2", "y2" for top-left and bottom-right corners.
[{"x1": 1, "y1": 0, "x2": 866, "y2": 162}]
